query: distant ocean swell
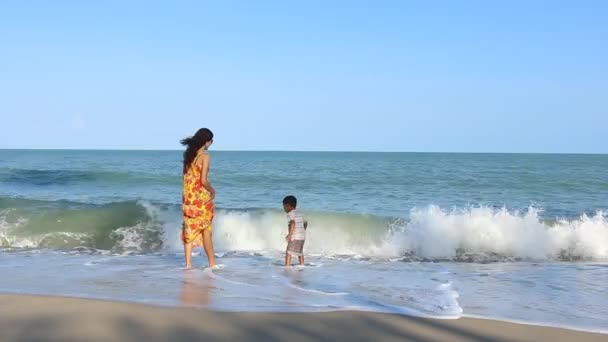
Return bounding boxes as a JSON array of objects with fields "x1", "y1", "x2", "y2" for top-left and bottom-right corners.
[
  {"x1": 1, "y1": 196, "x2": 607, "y2": 261},
  {"x1": 0, "y1": 168, "x2": 180, "y2": 186}
]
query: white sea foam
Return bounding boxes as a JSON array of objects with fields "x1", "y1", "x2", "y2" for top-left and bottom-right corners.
[
  {"x1": 3, "y1": 203, "x2": 608, "y2": 261},
  {"x1": 174, "y1": 206, "x2": 608, "y2": 261},
  {"x1": 388, "y1": 206, "x2": 608, "y2": 260}
]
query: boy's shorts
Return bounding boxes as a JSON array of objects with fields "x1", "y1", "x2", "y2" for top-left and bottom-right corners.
[{"x1": 287, "y1": 240, "x2": 305, "y2": 257}]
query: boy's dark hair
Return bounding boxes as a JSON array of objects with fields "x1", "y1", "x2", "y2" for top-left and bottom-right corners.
[{"x1": 283, "y1": 195, "x2": 297, "y2": 208}]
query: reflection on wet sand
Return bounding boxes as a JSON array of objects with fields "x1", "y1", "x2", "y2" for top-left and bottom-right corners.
[
  {"x1": 180, "y1": 269, "x2": 214, "y2": 308},
  {"x1": 282, "y1": 267, "x2": 305, "y2": 308}
]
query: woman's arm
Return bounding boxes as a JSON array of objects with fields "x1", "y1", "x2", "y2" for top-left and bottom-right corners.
[{"x1": 199, "y1": 154, "x2": 216, "y2": 199}]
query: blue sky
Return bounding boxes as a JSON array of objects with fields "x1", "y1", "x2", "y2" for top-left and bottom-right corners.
[{"x1": 1, "y1": 1, "x2": 606, "y2": 152}]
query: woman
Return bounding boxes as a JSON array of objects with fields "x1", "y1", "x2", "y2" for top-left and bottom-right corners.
[{"x1": 180, "y1": 128, "x2": 216, "y2": 269}]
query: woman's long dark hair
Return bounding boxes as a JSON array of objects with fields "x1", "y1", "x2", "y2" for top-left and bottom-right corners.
[{"x1": 180, "y1": 128, "x2": 214, "y2": 174}]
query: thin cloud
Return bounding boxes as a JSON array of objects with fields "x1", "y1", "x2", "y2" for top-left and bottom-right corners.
[{"x1": 69, "y1": 115, "x2": 87, "y2": 131}]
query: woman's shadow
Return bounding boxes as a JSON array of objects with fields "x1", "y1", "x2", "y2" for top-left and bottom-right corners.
[{"x1": 180, "y1": 269, "x2": 215, "y2": 308}]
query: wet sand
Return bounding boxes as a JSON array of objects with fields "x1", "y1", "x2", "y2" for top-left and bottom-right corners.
[{"x1": 0, "y1": 294, "x2": 605, "y2": 342}]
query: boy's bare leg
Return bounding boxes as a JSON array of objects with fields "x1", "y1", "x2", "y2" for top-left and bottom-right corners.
[
  {"x1": 285, "y1": 253, "x2": 292, "y2": 266},
  {"x1": 202, "y1": 229, "x2": 217, "y2": 268},
  {"x1": 298, "y1": 256, "x2": 305, "y2": 265},
  {"x1": 184, "y1": 242, "x2": 193, "y2": 269}
]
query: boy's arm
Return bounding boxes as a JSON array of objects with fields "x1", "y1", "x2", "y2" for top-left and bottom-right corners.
[{"x1": 286, "y1": 221, "x2": 295, "y2": 241}]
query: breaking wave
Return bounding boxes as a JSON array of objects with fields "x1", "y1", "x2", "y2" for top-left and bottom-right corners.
[{"x1": 1, "y1": 197, "x2": 607, "y2": 261}]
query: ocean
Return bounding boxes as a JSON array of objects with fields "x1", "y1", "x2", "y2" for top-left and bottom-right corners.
[{"x1": 1, "y1": 150, "x2": 607, "y2": 332}]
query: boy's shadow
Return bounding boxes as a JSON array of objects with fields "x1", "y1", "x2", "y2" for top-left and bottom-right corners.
[{"x1": 180, "y1": 269, "x2": 215, "y2": 308}]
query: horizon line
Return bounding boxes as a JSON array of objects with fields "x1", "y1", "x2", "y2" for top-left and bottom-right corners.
[{"x1": 0, "y1": 148, "x2": 606, "y2": 156}]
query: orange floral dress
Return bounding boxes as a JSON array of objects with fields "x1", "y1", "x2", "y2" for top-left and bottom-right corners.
[{"x1": 181, "y1": 153, "x2": 215, "y2": 247}]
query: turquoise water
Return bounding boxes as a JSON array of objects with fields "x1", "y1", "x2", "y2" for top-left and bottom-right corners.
[
  {"x1": 2, "y1": 150, "x2": 607, "y2": 218},
  {"x1": 1, "y1": 150, "x2": 607, "y2": 332}
]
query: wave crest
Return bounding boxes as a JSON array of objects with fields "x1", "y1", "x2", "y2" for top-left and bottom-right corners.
[
  {"x1": 2, "y1": 197, "x2": 607, "y2": 261},
  {"x1": 389, "y1": 206, "x2": 608, "y2": 261},
  {"x1": 207, "y1": 207, "x2": 608, "y2": 261}
]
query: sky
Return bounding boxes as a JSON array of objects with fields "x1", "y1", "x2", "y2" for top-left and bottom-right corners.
[{"x1": 0, "y1": 0, "x2": 607, "y2": 153}]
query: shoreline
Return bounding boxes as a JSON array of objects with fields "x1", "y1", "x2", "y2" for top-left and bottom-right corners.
[
  {"x1": 2, "y1": 290, "x2": 606, "y2": 334},
  {"x1": 1, "y1": 294, "x2": 606, "y2": 342},
  {"x1": 462, "y1": 314, "x2": 608, "y2": 336}
]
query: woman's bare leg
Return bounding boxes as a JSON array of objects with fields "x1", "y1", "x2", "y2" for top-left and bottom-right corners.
[
  {"x1": 184, "y1": 242, "x2": 193, "y2": 269},
  {"x1": 285, "y1": 253, "x2": 292, "y2": 266},
  {"x1": 202, "y1": 229, "x2": 216, "y2": 268}
]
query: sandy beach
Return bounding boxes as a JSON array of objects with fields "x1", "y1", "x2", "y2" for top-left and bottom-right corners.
[{"x1": 0, "y1": 295, "x2": 605, "y2": 342}]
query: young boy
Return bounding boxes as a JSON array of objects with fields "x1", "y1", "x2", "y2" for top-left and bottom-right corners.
[{"x1": 283, "y1": 195, "x2": 307, "y2": 266}]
